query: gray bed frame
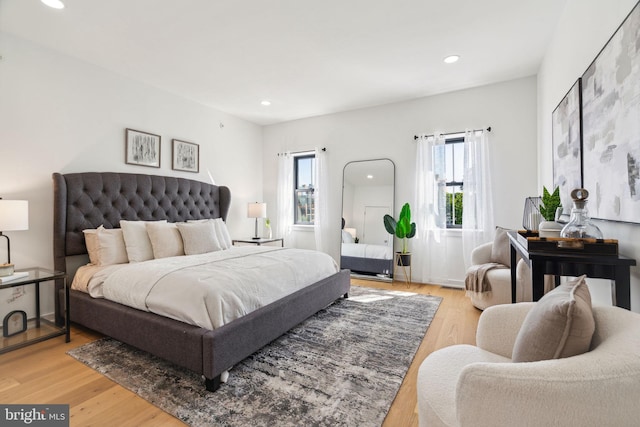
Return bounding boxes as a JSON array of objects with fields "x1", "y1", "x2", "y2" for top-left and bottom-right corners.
[
  {"x1": 340, "y1": 255, "x2": 393, "y2": 277},
  {"x1": 52, "y1": 172, "x2": 350, "y2": 391}
]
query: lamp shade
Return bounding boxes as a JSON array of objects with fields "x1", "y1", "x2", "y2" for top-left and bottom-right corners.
[
  {"x1": 0, "y1": 200, "x2": 29, "y2": 231},
  {"x1": 247, "y1": 202, "x2": 267, "y2": 219},
  {"x1": 344, "y1": 228, "x2": 357, "y2": 239},
  {"x1": 41, "y1": 0, "x2": 65, "y2": 9}
]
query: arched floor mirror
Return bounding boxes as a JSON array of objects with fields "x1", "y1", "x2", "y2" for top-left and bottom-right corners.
[{"x1": 341, "y1": 159, "x2": 395, "y2": 281}]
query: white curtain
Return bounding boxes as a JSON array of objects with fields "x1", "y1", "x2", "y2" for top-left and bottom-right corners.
[
  {"x1": 461, "y1": 130, "x2": 495, "y2": 268},
  {"x1": 414, "y1": 133, "x2": 449, "y2": 284},
  {"x1": 276, "y1": 152, "x2": 294, "y2": 242},
  {"x1": 313, "y1": 147, "x2": 330, "y2": 253}
]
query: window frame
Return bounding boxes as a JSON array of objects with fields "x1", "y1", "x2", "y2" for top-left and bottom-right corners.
[
  {"x1": 293, "y1": 153, "x2": 316, "y2": 225},
  {"x1": 443, "y1": 136, "x2": 464, "y2": 229}
]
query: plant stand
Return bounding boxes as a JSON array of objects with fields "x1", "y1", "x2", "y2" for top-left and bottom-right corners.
[{"x1": 394, "y1": 253, "x2": 412, "y2": 284}]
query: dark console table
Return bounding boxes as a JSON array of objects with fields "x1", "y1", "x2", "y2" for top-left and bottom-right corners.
[{"x1": 507, "y1": 231, "x2": 636, "y2": 310}]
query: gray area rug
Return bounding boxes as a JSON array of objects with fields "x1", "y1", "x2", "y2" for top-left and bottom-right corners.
[{"x1": 67, "y1": 286, "x2": 441, "y2": 427}]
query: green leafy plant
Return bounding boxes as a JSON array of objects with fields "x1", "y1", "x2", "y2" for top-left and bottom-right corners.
[
  {"x1": 539, "y1": 186, "x2": 561, "y2": 221},
  {"x1": 383, "y1": 203, "x2": 417, "y2": 254},
  {"x1": 446, "y1": 192, "x2": 464, "y2": 226}
]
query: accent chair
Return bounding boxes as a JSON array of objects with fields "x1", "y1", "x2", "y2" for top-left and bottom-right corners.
[{"x1": 417, "y1": 300, "x2": 640, "y2": 426}]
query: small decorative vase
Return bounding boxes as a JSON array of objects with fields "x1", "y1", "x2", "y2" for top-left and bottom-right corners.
[{"x1": 561, "y1": 188, "x2": 603, "y2": 239}]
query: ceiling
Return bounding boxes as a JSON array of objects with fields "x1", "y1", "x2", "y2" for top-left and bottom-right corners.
[{"x1": 0, "y1": 0, "x2": 567, "y2": 125}]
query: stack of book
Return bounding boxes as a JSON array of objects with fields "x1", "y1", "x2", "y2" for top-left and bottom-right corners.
[{"x1": 0, "y1": 271, "x2": 29, "y2": 284}]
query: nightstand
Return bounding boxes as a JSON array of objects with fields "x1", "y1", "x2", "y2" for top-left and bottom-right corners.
[
  {"x1": 232, "y1": 238, "x2": 284, "y2": 247},
  {"x1": 0, "y1": 267, "x2": 69, "y2": 354}
]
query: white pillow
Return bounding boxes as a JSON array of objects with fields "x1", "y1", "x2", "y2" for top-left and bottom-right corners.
[
  {"x1": 83, "y1": 229, "x2": 100, "y2": 265},
  {"x1": 176, "y1": 221, "x2": 222, "y2": 255},
  {"x1": 188, "y1": 218, "x2": 232, "y2": 249},
  {"x1": 83, "y1": 226, "x2": 128, "y2": 266},
  {"x1": 120, "y1": 220, "x2": 167, "y2": 262},
  {"x1": 213, "y1": 218, "x2": 232, "y2": 249},
  {"x1": 146, "y1": 222, "x2": 185, "y2": 259}
]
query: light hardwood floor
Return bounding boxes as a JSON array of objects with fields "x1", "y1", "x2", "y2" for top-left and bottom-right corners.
[{"x1": 0, "y1": 279, "x2": 480, "y2": 426}]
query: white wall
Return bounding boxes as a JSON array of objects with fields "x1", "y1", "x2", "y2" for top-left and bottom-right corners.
[
  {"x1": 262, "y1": 76, "x2": 539, "y2": 286},
  {"x1": 0, "y1": 33, "x2": 263, "y2": 316},
  {"x1": 342, "y1": 182, "x2": 355, "y2": 229},
  {"x1": 538, "y1": 0, "x2": 640, "y2": 311},
  {"x1": 347, "y1": 185, "x2": 393, "y2": 244}
]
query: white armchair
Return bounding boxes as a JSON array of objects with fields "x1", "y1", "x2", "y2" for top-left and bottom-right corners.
[
  {"x1": 417, "y1": 303, "x2": 640, "y2": 427},
  {"x1": 466, "y1": 241, "x2": 536, "y2": 310}
]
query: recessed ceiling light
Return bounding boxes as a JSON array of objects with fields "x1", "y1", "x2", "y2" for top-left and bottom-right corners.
[
  {"x1": 41, "y1": 0, "x2": 65, "y2": 9},
  {"x1": 444, "y1": 55, "x2": 460, "y2": 64},
  {"x1": 260, "y1": 100, "x2": 271, "y2": 106},
  {"x1": 367, "y1": 174, "x2": 374, "y2": 179}
]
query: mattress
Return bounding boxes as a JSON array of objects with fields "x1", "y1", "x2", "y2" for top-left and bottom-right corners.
[
  {"x1": 341, "y1": 242, "x2": 392, "y2": 260},
  {"x1": 72, "y1": 246, "x2": 339, "y2": 330}
]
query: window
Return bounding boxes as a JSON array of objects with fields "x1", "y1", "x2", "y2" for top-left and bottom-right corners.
[
  {"x1": 435, "y1": 136, "x2": 464, "y2": 228},
  {"x1": 294, "y1": 154, "x2": 315, "y2": 225}
]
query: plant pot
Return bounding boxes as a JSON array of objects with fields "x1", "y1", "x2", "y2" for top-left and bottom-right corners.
[
  {"x1": 539, "y1": 220, "x2": 563, "y2": 238},
  {"x1": 396, "y1": 252, "x2": 412, "y2": 267}
]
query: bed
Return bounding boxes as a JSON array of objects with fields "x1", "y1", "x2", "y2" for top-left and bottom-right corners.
[
  {"x1": 340, "y1": 237, "x2": 393, "y2": 277},
  {"x1": 52, "y1": 171, "x2": 350, "y2": 391}
]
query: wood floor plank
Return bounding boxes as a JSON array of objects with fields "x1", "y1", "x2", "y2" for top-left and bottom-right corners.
[
  {"x1": 0, "y1": 278, "x2": 480, "y2": 427},
  {"x1": 0, "y1": 376, "x2": 20, "y2": 393}
]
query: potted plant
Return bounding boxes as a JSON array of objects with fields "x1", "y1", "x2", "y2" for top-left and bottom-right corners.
[
  {"x1": 383, "y1": 203, "x2": 416, "y2": 266},
  {"x1": 538, "y1": 186, "x2": 562, "y2": 238}
]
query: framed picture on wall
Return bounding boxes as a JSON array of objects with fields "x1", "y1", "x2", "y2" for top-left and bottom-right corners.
[
  {"x1": 552, "y1": 78, "x2": 582, "y2": 213},
  {"x1": 172, "y1": 139, "x2": 199, "y2": 173},
  {"x1": 125, "y1": 128, "x2": 161, "y2": 168},
  {"x1": 581, "y1": 1, "x2": 640, "y2": 223}
]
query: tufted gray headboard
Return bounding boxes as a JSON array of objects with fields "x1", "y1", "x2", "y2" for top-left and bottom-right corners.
[{"x1": 52, "y1": 172, "x2": 231, "y2": 275}]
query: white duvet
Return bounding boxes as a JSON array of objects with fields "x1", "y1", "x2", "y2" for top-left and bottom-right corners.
[{"x1": 72, "y1": 246, "x2": 339, "y2": 330}]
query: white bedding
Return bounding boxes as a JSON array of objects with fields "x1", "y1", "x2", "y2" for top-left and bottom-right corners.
[
  {"x1": 341, "y1": 242, "x2": 392, "y2": 260},
  {"x1": 72, "y1": 246, "x2": 339, "y2": 330}
]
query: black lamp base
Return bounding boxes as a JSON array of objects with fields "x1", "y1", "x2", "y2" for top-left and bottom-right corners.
[{"x1": 253, "y1": 218, "x2": 261, "y2": 240}]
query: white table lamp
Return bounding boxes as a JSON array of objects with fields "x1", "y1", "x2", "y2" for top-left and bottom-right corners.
[
  {"x1": 0, "y1": 199, "x2": 29, "y2": 276},
  {"x1": 344, "y1": 228, "x2": 357, "y2": 240},
  {"x1": 247, "y1": 202, "x2": 267, "y2": 239}
]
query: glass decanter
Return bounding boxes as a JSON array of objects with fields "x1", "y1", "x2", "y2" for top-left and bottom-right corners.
[{"x1": 560, "y1": 188, "x2": 603, "y2": 239}]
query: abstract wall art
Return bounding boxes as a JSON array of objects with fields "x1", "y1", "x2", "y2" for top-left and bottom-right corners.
[
  {"x1": 172, "y1": 139, "x2": 199, "y2": 173},
  {"x1": 552, "y1": 78, "x2": 582, "y2": 212},
  {"x1": 125, "y1": 128, "x2": 161, "y2": 168},
  {"x1": 581, "y1": 1, "x2": 640, "y2": 223}
]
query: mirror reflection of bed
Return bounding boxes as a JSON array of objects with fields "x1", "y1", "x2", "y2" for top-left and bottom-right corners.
[{"x1": 341, "y1": 159, "x2": 395, "y2": 281}]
